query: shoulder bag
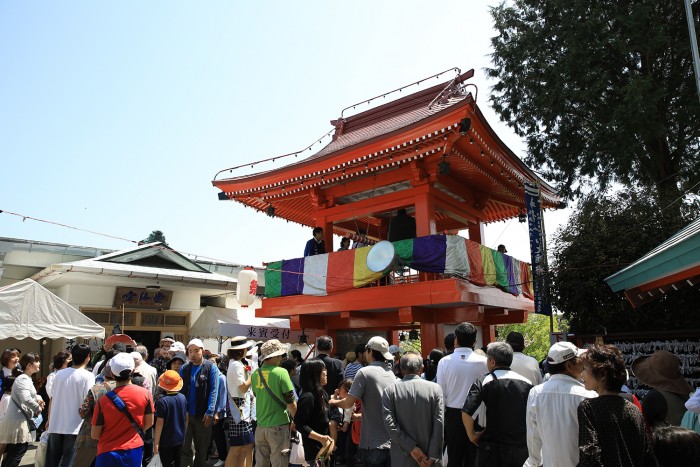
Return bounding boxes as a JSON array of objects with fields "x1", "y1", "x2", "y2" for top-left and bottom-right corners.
[
  {"x1": 104, "y1": 390, "x2": 145, "y2": 441},
  {"x1": 256, "y1": 368, "x2": 287, "y2": 410},
  {"x1": 11, "y1": 396, "x2": 38, "y2": 432}
]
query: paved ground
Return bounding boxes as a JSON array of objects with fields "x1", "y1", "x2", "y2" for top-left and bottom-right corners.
[
  {"x1": 19, "y1": 442, "x2": 37, "y2": 467},
  {"x1": 19, "y1": 442, "x2": 230, "y2": 467}
]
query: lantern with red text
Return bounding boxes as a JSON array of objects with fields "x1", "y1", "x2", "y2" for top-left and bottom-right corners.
[{"x1": 237, "y1": 267, "x2": 258, "y2": 307}]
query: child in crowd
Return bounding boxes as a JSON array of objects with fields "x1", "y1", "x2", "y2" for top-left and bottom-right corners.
[
  {"x1": 330, "y1": 379, "x2": 355, "y2": 465},
  {"x1": 154, "y1": 370, "x2": 187, "y2": 467}
]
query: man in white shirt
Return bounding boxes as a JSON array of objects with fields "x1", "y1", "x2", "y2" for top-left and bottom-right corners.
[
  {"x1": 46, "y1": 343, "x2": 96, "y2": 467},
  {"x1": 436, "y1": 322, "x2": 487, "y2": 467},
  {"x1": 505, "y1": 332, "x2": 542, "y2": 385},
  {"x1": 524, "y1": 341, "x2": 597, "y2": 467}
]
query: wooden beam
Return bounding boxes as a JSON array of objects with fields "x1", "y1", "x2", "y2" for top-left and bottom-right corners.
[
  {"x1": 318, "y1": 184, "x2": 430, "y2": 223},
  {"x1": 485, "y1": 309, "x2": 527, "y2": 325},
  {"x1": 289, "y1": 314, "x2": 328, "y2": 330}
]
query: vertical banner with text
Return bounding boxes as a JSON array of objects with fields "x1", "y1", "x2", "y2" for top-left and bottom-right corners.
[{"x1": 525, "y1": 182, "x2": 552, "y2": 315}]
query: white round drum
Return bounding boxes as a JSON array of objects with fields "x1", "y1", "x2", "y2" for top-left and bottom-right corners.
[{"x1": 366, "y1": 241, "x2": 397, "y2": 273}]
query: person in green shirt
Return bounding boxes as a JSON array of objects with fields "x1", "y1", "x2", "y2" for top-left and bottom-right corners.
[{"x1": 251, "y1": 339, "x2": 297, "y2": 467}]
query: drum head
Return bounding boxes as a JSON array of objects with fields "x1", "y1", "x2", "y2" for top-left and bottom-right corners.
[{"x1": 366, "y1": 241, "x2": 396, "y2": 273}]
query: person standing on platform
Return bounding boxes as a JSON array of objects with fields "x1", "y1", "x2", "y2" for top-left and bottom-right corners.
[
  {"x1": 338, "y1": 237, "x2": 351, "y2": 251},
  {"x1": 179, "y1": 339, "x2": 219, "y2": 467},
  {"x1": 304, "y1": 227, "x2": 326, "y2": 257},
  {"x1": 330, "y1": 336, "x2": 397, "y2": 467},
  {"x1": 387, "y1": 208, "x2": 417, "y2": 242},
  {"x1": 382, "y1": 351, "x2": 444, "y2": 467},
  {"x1": 524, "y1": 342, "x2": 596, "y2": 467},
  {"x1": 436, "y1": 322, "x2": 487, "y2": 467},
  {"x1": 316, "y1": 336, "x2": 344, "y2": 397},
  {"x1": 505, "y1": 332, "x2": 542, "y2": 385}
]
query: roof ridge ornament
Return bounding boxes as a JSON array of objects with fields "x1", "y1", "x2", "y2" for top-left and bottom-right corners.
[{"x1": 339, "y1": 67, "x2": 462, "y2": 118}]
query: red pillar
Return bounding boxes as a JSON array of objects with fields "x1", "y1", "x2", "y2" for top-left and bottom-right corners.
[
  {"x1": 390, "y1": 330, "x2": 400, "y2": 347},
  {"x1": 317, "y1": 216, "x2": 333, "y2": 253},
  {"x1": 414, "y1": 192, "x2": 437, "y2": 237},
  {"x1": 481, "y1": 325, "x2": 496, "y2": 347},
  {"x1": 420, "y1": 321, "x2": 439, "y2": 358},
  {"x1": 468, "y1": 221, "x2": 484, "y2": 244}
]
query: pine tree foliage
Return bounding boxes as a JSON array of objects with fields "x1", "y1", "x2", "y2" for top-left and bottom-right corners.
[{"x1": 488, "y1": 0, "x2": 700, "y2": 202}]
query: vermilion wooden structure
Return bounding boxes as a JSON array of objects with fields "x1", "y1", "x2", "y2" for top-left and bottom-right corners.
[{"x1": 213, "y1": 69, "x2": 561, "y2": 353}]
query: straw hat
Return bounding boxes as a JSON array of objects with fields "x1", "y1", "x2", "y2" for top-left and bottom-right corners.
[
  {"x1": 228, "y1": 336, "x2": 256, "y2": 351},
  {"x1": 631, "y1": 350, "x2": 692, "y2": 395}
]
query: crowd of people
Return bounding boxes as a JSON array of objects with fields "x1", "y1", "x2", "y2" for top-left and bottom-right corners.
[{"x1": 1, "y1": 323, "x2": 700, "y2": 467}]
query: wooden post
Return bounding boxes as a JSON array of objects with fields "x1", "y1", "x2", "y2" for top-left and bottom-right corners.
[
  {"x1": 468, "y1": 221, "x2": 484, "y2": 244},
  {"x1": 420, "y1": 320, "x2": 439, "y2": 358},
  {"x1": 414, "y1": 192, "x2": 437, "y2": 237},
  {"x1": 481, "y1": 324, "x2": 496, "y2": 348}
]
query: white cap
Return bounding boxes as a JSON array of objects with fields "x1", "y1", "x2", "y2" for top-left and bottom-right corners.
[
  {"x1": 367, "y1": 336, "x2": 393, "y2": 361},
  {"x1": 170, "y1": 342, "x2": 186, "y2": 353},
  {"x1": 111, "y1": 352, "x2": 135, "y2": 377},
  {"x1": 547, "y1": 342, "x2": 586, "y2": 365},
  {"x1": 187, "y1": 338, "x2": 204, "y2": 350}
]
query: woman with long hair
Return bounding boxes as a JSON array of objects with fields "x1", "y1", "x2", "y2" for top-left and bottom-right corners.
[
  {"x1": 0, "y1": 352, "x2": 44, "y2": 467},
  {"x1": 294, "y1": 359, "x2": 333, "y2": 464}
]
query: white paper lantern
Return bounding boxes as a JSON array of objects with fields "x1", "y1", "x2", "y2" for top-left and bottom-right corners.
[{"x1": 237, "y1": 267, "x2": 258, "y2": 307}]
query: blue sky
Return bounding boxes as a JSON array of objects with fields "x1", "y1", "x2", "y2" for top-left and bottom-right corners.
[{"x1": 0, "y1": 1, "x2": 569, "y2": 267}]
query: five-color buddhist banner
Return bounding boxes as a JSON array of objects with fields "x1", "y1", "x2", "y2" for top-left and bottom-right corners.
[{"x1": 264, "y1": 234, "x2": 534, "y2": 299}]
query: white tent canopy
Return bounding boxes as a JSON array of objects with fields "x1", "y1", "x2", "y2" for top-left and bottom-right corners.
[
  {"x1": 189, "y1": 306, "x2": 289, "y2": 338},
  {"x1": 0, "y1": 278, "x2": 105, "y2": 340}
]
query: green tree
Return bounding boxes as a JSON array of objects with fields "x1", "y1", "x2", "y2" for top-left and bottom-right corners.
[
  {"x1": 498, "y1": 313, "x2": 563, "y2": 361},
  {"x1": 488, "y1": 0, "x2": 700, "y2": 205},
  {"x1": 142, "y1": 230, "x2": 167, "y2": 245},
  {"x1": 550, "y1": 189, "x2": 698, "y2": 334}
]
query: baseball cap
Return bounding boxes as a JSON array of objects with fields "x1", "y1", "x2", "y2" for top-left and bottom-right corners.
[
  {"x1": 158, "y1": 370, "x2": 184, "y2": 392},
  {"x1": 547, "y1": 342, "x2": 586, "y2": 365},
  {"x1": 170, "y1": 342, "x2": 186, "y2": 353},
  {"x1": 388, "y1": 345, "x2": 401, "y2": 354},
  {"x1": 366, "y1": 336, "x2": 393, "y2": 360},
  {"x1": 187, "y1": 338, "x2": 204, "y2": 350},
  {"x1": 110, "y1": 352, "x2": 135, "y2": 377}
]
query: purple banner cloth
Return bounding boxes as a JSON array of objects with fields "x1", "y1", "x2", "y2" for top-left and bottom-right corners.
[
  {"x1": 503, "y1": 255, "x2": 518, "y2": 295},
  {"x1": 281, "y1": 258, "x2": 305, "y2": 296},
  {"x1": 412, "y1": 235, "x2": 447, "y2": 273}
]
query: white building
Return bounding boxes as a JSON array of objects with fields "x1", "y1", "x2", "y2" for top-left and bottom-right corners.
[{"x1": 0, "y1": 237, "x2": 268, "y2": 361}]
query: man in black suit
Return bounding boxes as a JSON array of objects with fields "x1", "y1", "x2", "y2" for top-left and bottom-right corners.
[
  {"x1": 316, "y1": 335, "x2": 344, "y2": 395},
  {"x1": 388, "y1": 208, "x2": 417, "y2": 242}
]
